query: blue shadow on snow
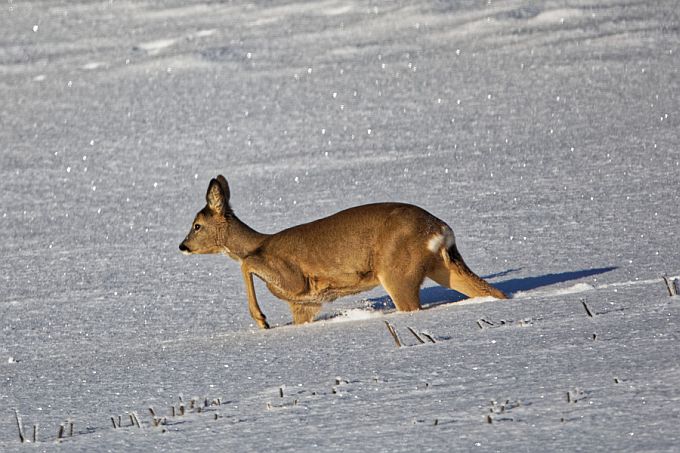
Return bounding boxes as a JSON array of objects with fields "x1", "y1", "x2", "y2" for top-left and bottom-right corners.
[{"x1": 365, "y1": 266, "x2": 618, "y2": 310}]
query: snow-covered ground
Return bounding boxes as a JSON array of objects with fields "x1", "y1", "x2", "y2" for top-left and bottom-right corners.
[{"x1": 1, "y1": 0, "x2": 679, "y2": 450}]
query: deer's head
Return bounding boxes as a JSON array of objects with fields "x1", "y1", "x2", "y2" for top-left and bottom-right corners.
[{"x1": 179, "y1": 175, "x2": 232, "y2": 255}]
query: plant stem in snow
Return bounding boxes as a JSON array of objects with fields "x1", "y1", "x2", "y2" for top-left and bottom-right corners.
[
  {"x1": 662, "y1": 276, "x2": 676, "y2": 296},
  {"x1": 14, "y1": 410, "x2": 25, "y2": 443},
  {"x1": 384, "y1": 321, "x2": 402, "y2": 347},
  {"x1": 421, "y1": 332, "x2": 437, "y2": 343},
  {"x1": 581, "y1": 300, "x2": 594, "y2": 317},
  {"x1": 407, "y1": 326, "x2": 425, "y2": 344},
  {"x1": 132, "y1": 412, "x2": 141, "y2": 428}
]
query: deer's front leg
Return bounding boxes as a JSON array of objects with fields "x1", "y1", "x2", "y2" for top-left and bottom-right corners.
[{"x1": 241, "y1": 265, "x2": 269, "y2": 329}]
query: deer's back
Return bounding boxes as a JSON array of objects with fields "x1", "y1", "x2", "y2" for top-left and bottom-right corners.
[{"x1": 260, "y1": 202, "x2": 446, "y2": 272}]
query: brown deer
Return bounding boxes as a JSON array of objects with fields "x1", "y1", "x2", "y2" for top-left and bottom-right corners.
[{"x1": 179, "y1": 175, "x2": 507, "y2": 329}]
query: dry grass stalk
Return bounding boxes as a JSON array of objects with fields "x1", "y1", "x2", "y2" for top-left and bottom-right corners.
[
  {"x1": 407, "y1": 326, "x2": 425, "y2": 344},
  {"x1": 130, "y1": 412, "x2": 142, "y2": 429},
  {"x1": 384, "y1": 321, "x2": 402, "y2": 347},
  {"x1": 581, "y1": 300, "x2": 594, "y2": 317},
  {"x1": 13, "y1": 410, "x2": 25, "y2": 443},
  {"x1": 421, "y1": 332, "x2": 436, "y2": 343},
  {"x1": 662, "y1": 276, "x2": 676, "y2": 296}
]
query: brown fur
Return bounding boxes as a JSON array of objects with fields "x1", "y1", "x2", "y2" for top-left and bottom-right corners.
[{"x1": 180, "y1": 175, "x2": 507, "y2": 329}]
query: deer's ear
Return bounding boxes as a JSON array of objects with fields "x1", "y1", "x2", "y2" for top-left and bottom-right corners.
[
  {"x1": 206, "y1": 178, "x2": 226, "y2": 213},
  {"x1": 216, "y1": 175, "x2": 231, "y2": 202}
]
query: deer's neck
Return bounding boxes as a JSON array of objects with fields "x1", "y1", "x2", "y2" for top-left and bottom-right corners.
[{"x1": 222, "y1": 215, "x2": 268, "y2": 259}]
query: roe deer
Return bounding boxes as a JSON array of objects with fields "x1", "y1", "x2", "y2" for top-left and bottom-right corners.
[{"x1": 179, "y1": 175, "x2": 507, "y2": 329}]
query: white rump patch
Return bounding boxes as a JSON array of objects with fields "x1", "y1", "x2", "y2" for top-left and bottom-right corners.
[
  {"x1": 427, "y1": 234, "x2": 445, "y2": 252},
  {"x1": 427, "y1": 226, "x2": 455, "y2": 252}
]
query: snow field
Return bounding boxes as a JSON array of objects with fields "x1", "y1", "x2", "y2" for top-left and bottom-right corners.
[{"x1": 2, "y1": 0, "x2": 679, "y2": 451}]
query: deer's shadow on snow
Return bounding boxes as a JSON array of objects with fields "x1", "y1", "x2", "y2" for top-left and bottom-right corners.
[{"x1": 362, "y1": 266, "x2": 618, "y2": 311}]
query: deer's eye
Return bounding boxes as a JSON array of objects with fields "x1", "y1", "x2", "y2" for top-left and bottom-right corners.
[{"x1": 194, "y1": 224, "x2": 201, "y2": 231}]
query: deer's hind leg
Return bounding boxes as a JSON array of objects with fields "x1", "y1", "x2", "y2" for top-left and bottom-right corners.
[
  {"x1": 378, "y1": 271, "x2": 424, "y2": 312},
  {"x1": 375, "y1": 231, "x2": 430, "y2": 312},
  {"x1": 288, "y1": 302, "x2": 322, "y2": 324}
]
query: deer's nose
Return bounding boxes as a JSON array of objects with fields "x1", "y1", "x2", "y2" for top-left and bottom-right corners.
[{"x1": 179, "y1": 242, "x2": 189, "y2": 252}]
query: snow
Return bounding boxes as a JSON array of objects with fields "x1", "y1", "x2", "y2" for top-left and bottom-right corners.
[{"x1": 1, "y1": 0, "x2": 680, "y2": 451}]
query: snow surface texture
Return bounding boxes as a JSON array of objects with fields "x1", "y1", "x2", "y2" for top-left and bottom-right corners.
[{"x1": 1, "y1": 0, "x2": 679, "y2": 451}]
